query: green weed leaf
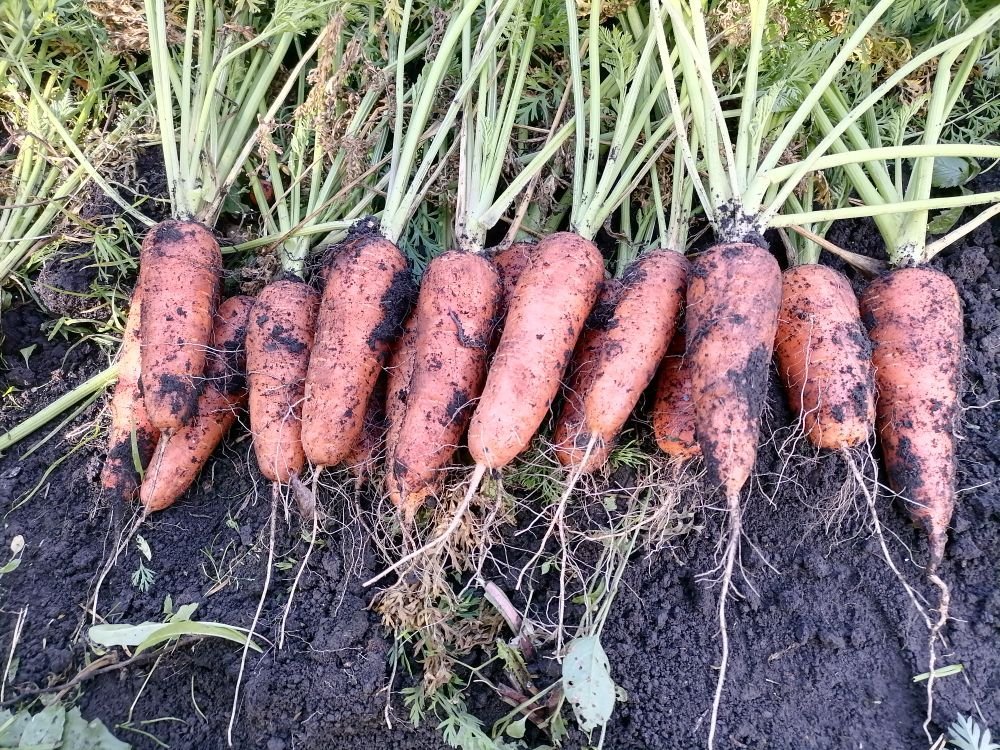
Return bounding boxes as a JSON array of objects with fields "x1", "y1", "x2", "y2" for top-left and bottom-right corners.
[
  {"x1": 948, "y1": 714, "x2": 1000, "y2": 750},
  {"x1": 932, "y1": 157, "x2": 980, "y2": 189},
  {"x1": 62, "y1": 708, "x2": 130, "y2": 750}
]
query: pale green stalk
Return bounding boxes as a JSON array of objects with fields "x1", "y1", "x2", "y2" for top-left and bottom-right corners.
[{"x1": 0, "y1": 366, "x2": 119, "y2": 455}]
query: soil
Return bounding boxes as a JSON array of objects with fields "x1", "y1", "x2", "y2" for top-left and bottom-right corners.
[{"x1": 1, "y1": 219, "x2": 998, "y2": 750}]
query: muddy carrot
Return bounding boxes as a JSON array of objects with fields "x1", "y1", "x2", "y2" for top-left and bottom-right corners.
[{"x1": 141, "y1": 295, "x2": 255, "y2": 511}]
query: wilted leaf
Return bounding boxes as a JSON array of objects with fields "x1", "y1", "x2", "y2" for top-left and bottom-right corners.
[{"x1": 562, "y1": 636, "x2": 617, "y2": 733}]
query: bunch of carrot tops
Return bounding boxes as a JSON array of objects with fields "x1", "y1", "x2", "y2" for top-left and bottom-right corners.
[{"x1": 4, "y1": 0, "x2": 1000, "y2": 745}]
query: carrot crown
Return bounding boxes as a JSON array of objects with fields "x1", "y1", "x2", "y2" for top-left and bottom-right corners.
[{"x1": 378, "y1": 0, "x2": 524, "y2": 247}]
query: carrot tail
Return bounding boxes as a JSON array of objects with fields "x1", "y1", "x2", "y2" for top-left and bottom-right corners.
[
  {"x1": 140, "y1": 295, "x2": 255, "y2": 511},
  {"x1": 101, "y1": 287, "x2": 159, "y2": 502}
]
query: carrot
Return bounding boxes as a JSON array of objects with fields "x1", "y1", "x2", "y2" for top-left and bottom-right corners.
[
  {"x1": 687, "y1": 243, "x2": 782, "y2": 495},
  {"x1": 774, "y1": 264, "x2": 875, "y2": 450},
  {"x1": 101, "y1": 287, "x2": 160, "y2": 502},
  {"x1": 652, "y1": 333, "x2": 700, "y2": 460},
  {"x1": 860, "y1": 267, "x2": 962, "y2": 573},
  {"x1": 138, "y1": 220, "x2": 222, "y2": 431},
  {"x1": 468, "y1": 232, "x2": 605, "y2": 469},
  {"x1": 553, "y1": 250, "x2": 688, "y2": 472},
  {"x1": 551, "y1": 281, "x2": 621, "y2": 470},
  {"x1": 140, "y1": 295, "x2": 255, "y2": 512},
  {"x1": 388, "y1": 252, "x2": 501, "y2": 516},
  {"x1": 384, "y1": 319, "x2": 417, "y2": 469},
  {"x1": 344, "y1": 374, "x2": 388, "y2": 488},
  {"x1": 246, "y1": 277, "x2": 319, "y2": 483},
  {"x1": 491, "y1": 241, "x2": 538, "y2": 312},
  {"x1": 301, "y1": 233, "x2": 412, "y2": 467}
]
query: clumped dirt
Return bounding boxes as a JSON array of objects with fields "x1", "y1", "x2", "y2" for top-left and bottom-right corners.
[{"x1": 0, "y1": 221, "x2": 998, "y2": 749}]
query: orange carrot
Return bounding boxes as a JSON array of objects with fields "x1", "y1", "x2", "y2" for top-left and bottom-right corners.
[
  {"x1": 652, "y1": 333, "x2": 700, "y2": 460},
  {"x1": 686, "y1": 243, "x2": 782, "y2": 495},
  {"x1": 101, "y1": 287, "x2": 160, "y2": 502},
  {"x1": 468, "y1": 232, "x2": 605, "y2": 469},
  {"x1": 140, "y1": 295, "x2": 255, "y2": 512},
  {"x1": 860, "y1": 267, "x2": 962, "y2": 572},
  {"x1": 491, "y1": 241, "x2": 538, "y2": 312},
  {"x1": 553, "y1": 250, "x2": 688, "y2": 472},
  {"x1": 551, "y1": 281, "x2": 621, "y2": 470},
  {"x1": 246, "y1": 277, "x2": 319, "y2": 483},
  {"x1": 388, "y1": 252, "x2": 501, "y2": 516},
  {"x1": 301, "y1": 233, "x2": 412, "y2": 467},
  {"x1": 138, "y1": 220, "x2": 222, "y2": 431},
  {"x1": 384, "y1": 318, "x2": 417, "y2": 470},
  {"x1": 344, "y1": 374, "x2": 388, "y2": 488},
  {"x1": 774, "y1": 264, "x2": 875, "y2": 449}
]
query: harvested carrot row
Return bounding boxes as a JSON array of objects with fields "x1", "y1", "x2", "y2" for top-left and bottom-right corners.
[
  {"x1": 302, "y1": 232, "x2": 412, "y2": 468},
  {"x1": 554, "y1": 251, "x2": 688, "y2": 472},
  {"x1": 101, "y1": 287, "x2": 160, "y2": 502},
  {"x1": 138, "y1": 220, "x2": 222, "y2": 431},
  {"x1": 774, "y1": 264, "x2": 875, "y2": 449},
  {"x1": 860, "y1": 268, "x2": 963, "y2": 573},
  {"x1": 388, "y1": 252, "x2": 501, "y2": 517},
  {"x1": 246, "y1": 277, "x2": 319, "y2": 483},
  {"x1": 652, "y1": 333, "x2": 699, "y2": 460},
  {"x1": 141, "y1": 295, "x2": 255, "y2": 512}
]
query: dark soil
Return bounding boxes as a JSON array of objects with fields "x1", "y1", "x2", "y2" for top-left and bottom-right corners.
[{"x1": 1, "y1": 221, "x2": 998, "y2": 749}]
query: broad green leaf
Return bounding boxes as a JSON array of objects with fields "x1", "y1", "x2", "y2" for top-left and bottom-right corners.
[
  {"x1": 927, "y1": 205, "x2": 965, "y2": 235},
  {"x1": 0, "y1": 709, "x2": 29, "y2": 746},
  {"x1": 168, "y1": 603, "x2": 198, "y2": 623},
  {"x1": 562, "y1": 636, "x2": 617, "y2": 734},
  {"x1": 89, "y1": 619, "x2": 259, "y2": 655},
  {"x1": 932, "y1": 157, "x2": 980, "y2": 189},
  {"x1": 17, "y1": 704, "x2": 64, "y2": 749},
  {"x1": 504, "y1": 717, "x2": 527, "y2": 739},
  {"x1": 62, "y1": 707, "x2": 131, "y2": 750},
  {"x1": 134, "y1": 621, "x2": 261, "y2": 655},
  {"x1": 0, "y1": 559, "x2": 20, "y2": 575},
  {"x1": 88, "y1": 622, "x2": 165, "y2": 648}
]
